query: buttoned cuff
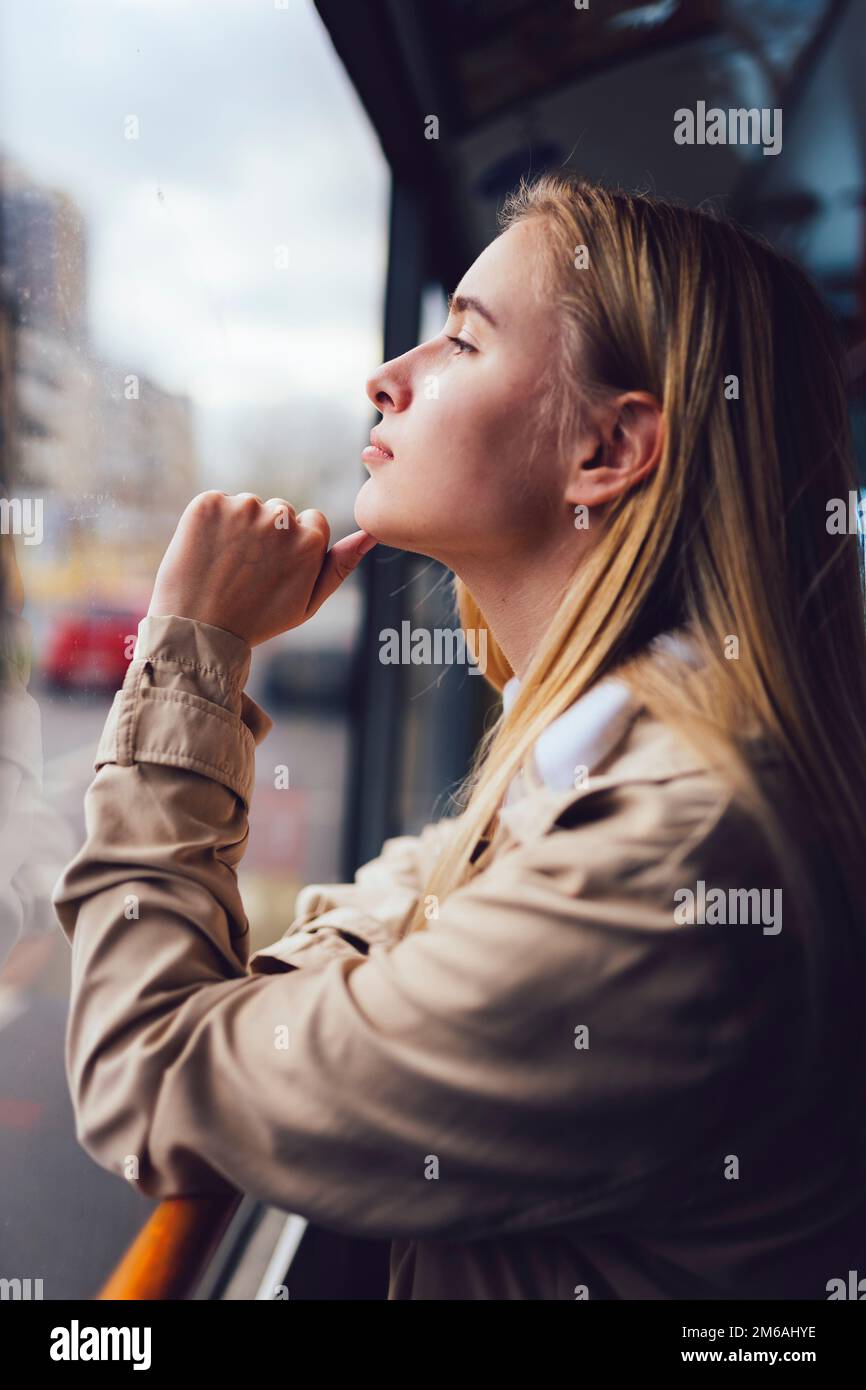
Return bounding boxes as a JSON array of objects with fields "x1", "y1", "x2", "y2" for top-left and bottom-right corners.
[{"x1": 94, "y1": 614, "x2": 274, "y2": 805}]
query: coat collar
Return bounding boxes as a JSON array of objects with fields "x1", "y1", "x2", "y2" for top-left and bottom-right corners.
[
  {"x1": 502, "y1": 672, "x2": 639, "y2": 797},
  {"x1": 490, "y1": 630, "x2": 784, "y2": 852},
  {"x1": 501, "y1": 630, "x2": 705, "y2": 802}
]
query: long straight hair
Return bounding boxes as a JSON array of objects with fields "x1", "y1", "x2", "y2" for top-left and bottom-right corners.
[{"x1": 404, "y1": 175, "x2": 866, "y2": 965}]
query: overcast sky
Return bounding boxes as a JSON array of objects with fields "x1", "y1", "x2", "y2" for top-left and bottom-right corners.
[{"x1": 0, "y1": 0, "x2": 390, "y2": 507}]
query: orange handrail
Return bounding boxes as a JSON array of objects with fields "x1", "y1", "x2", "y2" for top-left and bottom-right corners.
[{"x1": 97, "y1": 1193, "x2": 243, "y2": 1300}]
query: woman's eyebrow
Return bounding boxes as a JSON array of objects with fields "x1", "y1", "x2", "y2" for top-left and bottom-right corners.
[{"x1": 446, "y1": 290, "x2": 499, "y2": 329}]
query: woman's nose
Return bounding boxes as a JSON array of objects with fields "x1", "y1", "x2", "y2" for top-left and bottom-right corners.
[{"x1": 365, "y1": 356, "x2": 411, "y2": 414}]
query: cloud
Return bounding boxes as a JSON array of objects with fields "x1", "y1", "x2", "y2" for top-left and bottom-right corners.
[{"x1": 1, "y1": 0, "x2": 390, "y2": 492}]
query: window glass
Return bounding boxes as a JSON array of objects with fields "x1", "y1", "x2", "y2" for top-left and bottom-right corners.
[{"x1": 0, "y1": 0, "x2": 387, "y2": 1299}]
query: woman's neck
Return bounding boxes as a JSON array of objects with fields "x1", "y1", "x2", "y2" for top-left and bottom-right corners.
[{"x1": 453, "y1": 531, "x2": 587, "y2": 679}]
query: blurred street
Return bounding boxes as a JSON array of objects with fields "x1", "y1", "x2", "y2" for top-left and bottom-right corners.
[{"x1": 0, "y1": 667, "x2": 350, "y2": 1298}]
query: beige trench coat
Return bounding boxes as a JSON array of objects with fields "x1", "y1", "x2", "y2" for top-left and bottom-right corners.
[{"x1": 51, "y1": 614, "x2": 866, "y2": 1299}]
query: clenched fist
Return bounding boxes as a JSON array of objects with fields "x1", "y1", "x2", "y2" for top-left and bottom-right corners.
[{"x1": 146, "y1": 491, "x2": 378, "y2": 647}]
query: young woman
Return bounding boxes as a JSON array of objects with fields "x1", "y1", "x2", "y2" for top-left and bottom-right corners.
[{"x1": 53, "y1": 175, "x2": 866, "y2": 1300}]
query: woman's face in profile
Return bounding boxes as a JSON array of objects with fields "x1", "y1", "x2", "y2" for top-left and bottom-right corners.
[{"x1": 356, "y1": 219, "x2": 565, "y2": 566}]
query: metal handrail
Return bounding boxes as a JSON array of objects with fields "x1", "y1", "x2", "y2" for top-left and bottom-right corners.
[{"x1": 96, "y1": 1194, "x2": 242, "y2": 1300}]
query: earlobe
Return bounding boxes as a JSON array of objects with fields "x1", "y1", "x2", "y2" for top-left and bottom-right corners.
[
  {"x1": 566, "y1": 471, "x2": 622, "y2": 510},
  {"x1": 563, "y1": 436, "x2": 615, "y2": 509}
]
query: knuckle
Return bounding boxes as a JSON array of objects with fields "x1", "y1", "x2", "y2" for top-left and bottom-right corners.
[
  {"x1": 189, "y1": 489, "x2": 224, "y2": 512},
  {"x1": 267, "y1": 499, "x2": 295, "y2": 526},
  {"x1": 296, "y1": 509, "x2": 329, "y2": 541},
  {"x1": 297, "y1": 523, "x2": 324, "y2": 548}
]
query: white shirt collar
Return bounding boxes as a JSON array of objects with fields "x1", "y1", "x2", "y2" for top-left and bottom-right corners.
[{"x1": 501, "y1": 629, "x2": 699, "y2": 798}]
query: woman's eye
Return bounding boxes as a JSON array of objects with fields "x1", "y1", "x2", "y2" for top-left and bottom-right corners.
[{"x1": 447, "y1": 335, "x2": 476, "y2": 355}]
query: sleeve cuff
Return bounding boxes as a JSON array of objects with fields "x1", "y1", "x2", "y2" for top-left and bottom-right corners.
[
  {"x1": 94, "y1": 614, "x2": 274, "y2": 805},
  {"x1": 133, "y1": 613, "x2": 254, "y2": 699}
]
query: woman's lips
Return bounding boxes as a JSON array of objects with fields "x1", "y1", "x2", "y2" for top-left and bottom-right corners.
[{"x1": 362, "y1": 429, "x2": 394, "y2": 462}]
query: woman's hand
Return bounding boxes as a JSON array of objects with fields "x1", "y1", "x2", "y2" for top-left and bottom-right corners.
[{"x1": 146, "y1": 491, "x2": 378, "y2": 647}]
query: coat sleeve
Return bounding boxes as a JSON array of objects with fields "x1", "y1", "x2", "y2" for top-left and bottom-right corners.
[
  {"x1": 248, "y1": 819, "x2": 457, "y2": 974},
  {"x1": 52, "y1": 613, "x2": 801, "y2": 1244}
]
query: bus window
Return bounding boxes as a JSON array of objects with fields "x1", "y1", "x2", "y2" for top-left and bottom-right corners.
[{"x1": 0, "y1": 0, "x2": 387, "y2": 1300}]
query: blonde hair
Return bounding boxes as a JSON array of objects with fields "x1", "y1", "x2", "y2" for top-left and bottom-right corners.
[{"x1": 404, "y1": 175, "x2": 866, "y2": 973}]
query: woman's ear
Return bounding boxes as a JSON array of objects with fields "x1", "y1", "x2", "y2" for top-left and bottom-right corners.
[{"x1": 564, "y1": 391, "x2": 664, "y2": 510}]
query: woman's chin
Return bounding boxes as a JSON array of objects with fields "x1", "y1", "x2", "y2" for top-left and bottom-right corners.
[
  {"x1": 353, "y1": 481, "x2": 445, "y2": 559},
  {"x1": 353, "y1": 483, "x2": 402, "y2": 545}
]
